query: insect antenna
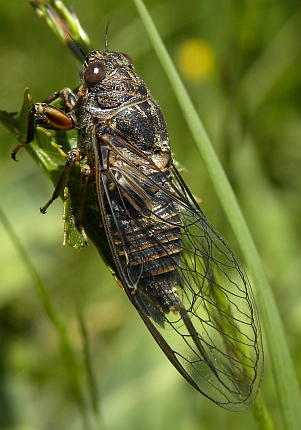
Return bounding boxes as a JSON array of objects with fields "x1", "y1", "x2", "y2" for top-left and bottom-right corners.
[
  {"x1": 68, "y1": 34, "x2": 89, "y2": 61},
  {"x1": 105, "y1": 20, "x2": 110, "y2": 52}
]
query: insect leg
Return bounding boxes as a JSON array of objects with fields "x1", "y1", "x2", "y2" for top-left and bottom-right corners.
[
  {"x1": 75, "y1": 164, "x2": 93, "y2": 245},
  {"x1": 42, "y1": 88, "x2": 78, "y2": 112},
  {"x1": 11, "y1": 88, "x2": 77, "y2": 160},
  {"x1": 40, "y1": 148, "x2": 84, "y2": 214},
  {"x1": 11, "y1": 107, "x2": 37, "y2": 160}
]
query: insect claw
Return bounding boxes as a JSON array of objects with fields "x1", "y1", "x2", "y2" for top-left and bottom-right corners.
[
  {"x1": 40, "y1": 197, "x2": 55, "y2": 214},
  {"x1": 11, "y1": 142, "x2": 27, "y2": 161}
]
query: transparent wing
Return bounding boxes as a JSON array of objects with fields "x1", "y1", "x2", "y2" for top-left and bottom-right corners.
[
  {"x1": 155, "y1": 200, "x2": 262, "y2": 409},
  {"x1": 95, "y1": 132, "x2": 263, "y2": 411}
]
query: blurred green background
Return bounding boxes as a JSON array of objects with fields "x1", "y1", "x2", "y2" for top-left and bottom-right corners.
[{"x1": 1, "y1": 0, "x2": 301, "y2": 429}]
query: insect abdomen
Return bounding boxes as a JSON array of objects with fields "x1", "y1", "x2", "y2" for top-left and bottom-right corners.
[{"x1": 111, "y1": 195, "x2": 182, "y2": 321}]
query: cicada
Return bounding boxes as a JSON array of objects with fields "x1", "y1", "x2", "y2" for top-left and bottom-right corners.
[{"x1": 12, "y1": 46, "x2": 263, "y2": 411}]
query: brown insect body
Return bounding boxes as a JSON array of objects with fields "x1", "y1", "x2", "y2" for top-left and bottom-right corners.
[{"x1": 12, "y1": 49, "x2": 263, "y2": 410}]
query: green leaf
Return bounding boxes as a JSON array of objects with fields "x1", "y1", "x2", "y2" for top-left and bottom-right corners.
[{"x1": 63, "y1": 186, "x2": 86, "y2": 249}]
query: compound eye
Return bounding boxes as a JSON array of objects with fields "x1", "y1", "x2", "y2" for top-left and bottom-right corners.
[
  {"x1": 84, "y1": 61, "x2": 106, "y2": 86},
  {"x1": 121, "y1": 53, "x2": 133, "y2": 64}
]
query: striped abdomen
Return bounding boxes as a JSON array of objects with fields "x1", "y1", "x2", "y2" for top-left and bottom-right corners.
[{"x1": 111, "y1": 193, "x2": 182, "y2": 321}]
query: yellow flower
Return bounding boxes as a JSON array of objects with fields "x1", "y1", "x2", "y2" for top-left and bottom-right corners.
[{"x1": 177, "y1": 39, "x2": 215, "y2": 81}]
